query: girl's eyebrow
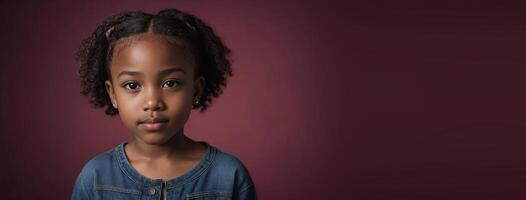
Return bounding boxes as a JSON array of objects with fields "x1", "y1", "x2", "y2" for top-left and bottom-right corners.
[
  {"x1": 117, "y1": 70, "x2": 141, "y2": 78},
  {"x1": 116, "y1": 66, "x2": 186, "y2": 79},
  {"x1": 159, "y1": 67, "x2": 186, "y2": 76}
]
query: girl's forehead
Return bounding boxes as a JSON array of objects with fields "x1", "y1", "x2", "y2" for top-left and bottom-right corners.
[
  {"x1": 114, "y1": 33, "x2": 189, "y2": 50},
  {"x1": 111, "y1": 33, "x2": 194, "y2": 66}
]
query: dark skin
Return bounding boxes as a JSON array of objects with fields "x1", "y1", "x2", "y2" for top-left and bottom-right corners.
[{"x1": 104, "y1": 32, "x2": 207, "y2": 181}]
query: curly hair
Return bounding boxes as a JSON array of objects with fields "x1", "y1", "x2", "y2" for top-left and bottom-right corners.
[{"x1": 75, "y1": 8, "x2": 233, "y2": 116}]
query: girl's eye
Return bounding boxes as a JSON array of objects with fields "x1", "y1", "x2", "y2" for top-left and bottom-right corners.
[
  {"x1": 123, "y1": 82, "x2": 141, "y2": 90},
  {"x1": 162, "y1": 80, "x2": 180, "y2": 88}
]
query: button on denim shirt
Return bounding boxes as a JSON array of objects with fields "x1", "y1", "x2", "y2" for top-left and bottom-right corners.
[{"x1": 72, "y1": 142, "x2": 257, "y2": 200}]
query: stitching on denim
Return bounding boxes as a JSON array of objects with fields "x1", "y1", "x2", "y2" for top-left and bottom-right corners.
[
  {"x1": 239, "y1": 183, "x2": 253, "y2": 193},
  {"x1": 114, "y1": 143, "x2": 142, "y2": 185},
  {"x1": 113, "y1": 142, "x2": 216, "y2": 189},
  {"x1": 186, "y1": 191, "x2": 232, "y2": 199},
  {"x1": 94, "y1": 184, "x2": 141, "y2": 195},
  {"x1": 168, "y1": 145, "x2": 217, "y2": 189},
  {"x1": 119, "y1": 161, "x2": 141, "y2": 185}
]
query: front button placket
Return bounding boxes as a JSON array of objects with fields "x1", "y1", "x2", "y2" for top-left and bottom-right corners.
[
  {"x1": 143, "y1": 184, "x2": 161, "y2": 200},
  {"x1": 148, "y1": 187, "x2": 156, "y2": 195},
  {"x1": 144, "y1": 181, "x2": 167, "y2": 200},
  {"x1": 160, "y1": 181, "x2": 167, "y2": 200}
]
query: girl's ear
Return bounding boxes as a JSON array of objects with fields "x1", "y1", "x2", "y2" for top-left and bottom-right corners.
[
  {"x1": 105, "y1": 80, "x2": 118, "y2": 108},
  {"x1": 194, "y1": 76, "x2": 205, "y2": 100}
]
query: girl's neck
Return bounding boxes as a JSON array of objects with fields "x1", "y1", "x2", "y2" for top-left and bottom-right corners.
[{"x1": 128, "y1": 128, "x2": 194, "y2": 161}]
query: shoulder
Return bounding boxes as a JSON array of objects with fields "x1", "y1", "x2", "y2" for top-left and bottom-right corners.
[
  {"x1": 75, "y1": 145, "x2": 118, "y2": 183},
  {"x1": 81, "y1": 147, "x2": 116, "y2": 174},
  {"x1": 212, "y1": 147, "x2": 247, "y2": 170},
  {"x1": 72, "y1": 145, "x2": 118, "y2": 199},
  {"x1": 208, "y1": 145, "x2": 255, "y2": 191}
]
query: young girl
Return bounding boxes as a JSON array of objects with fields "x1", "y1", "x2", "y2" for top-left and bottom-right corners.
[{"x1": 72, "y1": 8, "x2": 257, "y2": 200}]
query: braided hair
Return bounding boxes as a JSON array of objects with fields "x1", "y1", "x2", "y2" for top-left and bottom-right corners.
[{"x1": 75, "y1": 8, "x2": 232, "y2": 116}]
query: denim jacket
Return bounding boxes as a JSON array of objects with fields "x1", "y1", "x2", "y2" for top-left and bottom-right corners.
[{"x1": 71, "y1": 141, "x2": 257, "y2": 200}]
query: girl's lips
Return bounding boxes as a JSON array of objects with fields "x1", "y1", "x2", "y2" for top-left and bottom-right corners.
[{"x1": 138, "y1": 122, "x2": 167, "y2": 132}]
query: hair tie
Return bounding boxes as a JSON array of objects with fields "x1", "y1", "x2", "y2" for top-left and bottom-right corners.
[{"x1": 105, "y1": 26, "x2": 115, "y2": 39}]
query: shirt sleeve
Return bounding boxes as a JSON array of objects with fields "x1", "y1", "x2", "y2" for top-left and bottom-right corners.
[
  {"x1": 71, "y1": 164, "x2": 94, "y2": 200},
  {"x1": 232, "y1": 161, "x2": 258, "y2": 200},
  {"x1": 236, "y1": 183, "x2": 258, "y2": 200}
]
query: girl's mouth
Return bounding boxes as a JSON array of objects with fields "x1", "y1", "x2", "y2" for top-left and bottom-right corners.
[
  {"x1": 139, "y1": 117, "x2": 168, "y2": 132},
  {"x1": 138, "y1": 122, "x2": 167, "y2": 132},
  {"x1": 137, "y1": 118, "x2": 169, "y2": 132}
]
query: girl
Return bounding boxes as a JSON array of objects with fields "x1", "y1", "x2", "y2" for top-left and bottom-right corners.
[{"x1": 72, "y1": 8, "x2": 257, "y2": 200}]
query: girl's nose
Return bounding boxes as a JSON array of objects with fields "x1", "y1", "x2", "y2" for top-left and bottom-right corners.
[
  {"x1": 143, "y1": 100, "x2": 163, "y2": 112},
  {"x1": 143, "y1": 89, "x2": 165, "y2": 112}
]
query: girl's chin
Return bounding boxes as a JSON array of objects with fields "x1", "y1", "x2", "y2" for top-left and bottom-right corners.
[{"x1": 137, "y1": 132, "x2": 176, "y2": 145}]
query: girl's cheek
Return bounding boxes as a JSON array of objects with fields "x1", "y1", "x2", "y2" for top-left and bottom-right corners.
[{"x1": 164, "y1": 93, "x2": 186, "y2": 106}]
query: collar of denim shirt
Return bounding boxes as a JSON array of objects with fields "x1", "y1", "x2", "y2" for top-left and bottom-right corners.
[{"x1": 114, "y1": 141, "x2": 216, "y2": 189}]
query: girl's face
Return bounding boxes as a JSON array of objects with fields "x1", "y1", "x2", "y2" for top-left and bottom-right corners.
[{"x1": 105, "y1": 33, "x2": 204, "y2": 145}]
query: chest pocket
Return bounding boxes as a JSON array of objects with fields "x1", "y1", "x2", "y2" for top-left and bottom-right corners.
[
  {"x1": 94, "y1": 185, "x2": 141, "y2": 200},
  {"x1": 186, "y1": 191, "x2": 232, "y2": 200}
]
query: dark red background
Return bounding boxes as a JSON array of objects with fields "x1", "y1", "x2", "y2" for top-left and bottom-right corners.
[{"x1": 1, "y1": 0, "x2": 525, "y2": 199}]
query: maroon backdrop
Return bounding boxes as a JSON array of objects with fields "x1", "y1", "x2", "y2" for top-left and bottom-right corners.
[{"x1": 1, "y1": 0, "x2": 525, "y2": 199}]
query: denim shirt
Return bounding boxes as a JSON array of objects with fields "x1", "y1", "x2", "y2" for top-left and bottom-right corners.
[{"x1": 71, "y1": 141, "x2": 257, "y2": 200}]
